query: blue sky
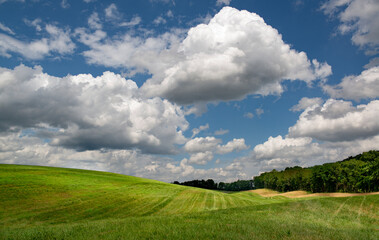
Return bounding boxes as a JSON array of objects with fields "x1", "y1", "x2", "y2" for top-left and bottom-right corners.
[{"x1": 0, "y1": 0, "x2": 378, "y2": 182}]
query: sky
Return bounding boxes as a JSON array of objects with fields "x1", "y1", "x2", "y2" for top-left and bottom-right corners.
[{"x1": 0, "y1": 0, "x2": 378, "y2": 182}]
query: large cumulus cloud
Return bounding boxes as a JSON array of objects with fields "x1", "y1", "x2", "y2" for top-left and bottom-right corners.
[
  {"x1": 78, "y1": 7, "x2": 331, "y2": 105},
  {"x1": 0, "y1": 64, "x2": 188, "y2": 154},
  {"x1": 141, "y1": 7, "x2": 331, "y2": 104}
]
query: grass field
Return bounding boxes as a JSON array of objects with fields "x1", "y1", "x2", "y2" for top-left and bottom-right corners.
[{"x1": 1, "y1": 164, "x2": 378, "y2": 239}]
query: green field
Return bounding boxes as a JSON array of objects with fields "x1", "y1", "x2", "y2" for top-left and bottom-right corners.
[{"x1": 1, "y1": 164, "x2": 378, "y2": 240}]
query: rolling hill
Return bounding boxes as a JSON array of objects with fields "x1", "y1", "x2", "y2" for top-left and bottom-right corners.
[{"x1": 1, "y1": 164, "x2": 378, "y2": 240}]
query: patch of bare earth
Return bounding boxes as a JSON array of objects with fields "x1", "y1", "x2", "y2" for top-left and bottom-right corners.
[{"x1": 250, "y1": 189, "x2": 379, "y2": 198}]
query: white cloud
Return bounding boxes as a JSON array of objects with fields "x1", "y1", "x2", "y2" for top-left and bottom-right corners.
[
  {"x1": 191, "y1": 124, "x2": 209, "y2": 138},
  {"x1": 216, "y1": 0, "x2": 232, "y2": 6},
  {"x1": 184, "y1": 137, "x2": 248, "y2": 154},
  {"x1": 223, "y1": 96, "x2": 379, "y2": 178},
  {"x1": 288, "y1": 99, "x2": 379, "y2": 142},
  {"x1": 83, "y1": 0, "x2": 95, "y2": 3},
  {"x1": 188, "y1": 151, "x2": 214, "y2": 165},
  {"x1": 24, "y1": 18, "x2": 42, "y2": 32},
  {"x1": 244, "y1": 112, "x2": 254, "y2": 119},
  {"x1": 105, "y1": 3, "x2": 121, "y2": 20},
  {"x1": 0, "y1": 130, "x2": 238, "y2": 182},
  {"x1": 214, "y1": 128, "x2": 229, "y2": 136},
  {"x1": 0, "y1": 24, "x2": 75, "y2": 60},
  {"x1": 253, "y1": 135, "x2": 314, "y2": 160},
  {"x1": 249, "y1": 131, "x2": 377, "y2": 178},
  {"x1": 0, "y1": 64, "x2": 188, "y2": 154},
  {"x1": 166, "y1": 10, "x2": 174, "y2": 18},
  {"x1": 120, "y1": 16, "x2": 141, "y2": 27},
  {"x1": 61, "y1": 0, "x2": 70, "y2": 9},
  {"x1": 0, "y1": 22, "x2": 15, "y2": 35},
  {"x1": 77, "y1": 28, "x2": 184, "y2": 75},
  {"x1": 290, "y1": 97, "x2": 324, "y2": 111},
  {"x1": 165, "y1": 158, "x2": 238, "y2": 181},
  {"x1": 184, "y1": 103, "x2": 208, "y2": 116},
  {"x1": 0, "y1": 0, "x2": 24, "y2": 4},
  {"x1": 142, "y1": 7, "x2": 331, "y2": 104},
  {"x1": 364, "y1": 57, "x2": 379, "y2": 69},
  {"x1": 217, "y1": 138, "x2": 249, "y2": 154},
  {"x1": 184, "y1": 137, "x2": 221, "y2": 153},
  {"x1": 321, "y1": 0, "x2": 379, "y2": 51},
  {"x1": 320, "y1": 0, "x2": 351, "y2": 15},
  {"x1": 323, "y1": 66, "x2": 379, "y2": 100},
  {"x1": 88, "y1": 12, "x2": 102, "y2": 30},
  {"x1": 78, "y1": 7, "x2": 330, "y2": 105},
  {"x1": 255, "y1": 108, "x2": 264, "y2": 117},
  {"x1": 153, "y1": 16, "x2": 167, "y2": 25},
  {"x1": 229, "y1": 126, "x2": 379, "y2": 178}
]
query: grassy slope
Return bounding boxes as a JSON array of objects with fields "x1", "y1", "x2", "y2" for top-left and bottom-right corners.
[{"x1": 1, "y1": 164, "x2": 378, "y2": 240}]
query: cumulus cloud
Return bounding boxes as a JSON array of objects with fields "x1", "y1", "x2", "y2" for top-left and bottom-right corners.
[
  {"x1": 166, "y1": 158, "x2": 239, "y2": 181},
  {"x1": 323, "y1": 66, "x2": 379, "y2": 100},
  {"x1": 78, "y1": 7, "x2": 330, "y2": 105},
  {"x1": 77, "y1": 28, "x2": 184, "y2": 76},
  {"x1": 235, "y1": 132, "x2": 379, "y2": 176},
  {"x1": 0, "y1": 64, "x2": 188, "y2": 154},
  {"x1": 142, "y1": 7, "x2": 331, "y2": 104},
  {"x1": 223, "y1": 96, "x2": 379, "y2": 178},
  {"x1": 0, "y1": 24, "x2": 75, "y2": 59},
  {"x1": 253, "y1": 135, "x2": 314, "y2": 160},
  {"x1": 290, "y1": 97, "x2": 324, "y2": 111},
  {"x1": 217, "y1": 138, "x2": 249, "y2": 154},
  {"x1": 0, "y1": 130, "x2": 243, "y2": 182},
  {"x1": 184, "y1": 137, "x2": 248, "y2": 154},
  {"x1": 191, "y1": 124, "x2": 209, "y2": 138},
  {"x1": 188, "y1": 151, "x2": 214, "y2": 165},
  {"x1": 321, "y1": 0, "x2": 379, "y2": 51},
  {"x1": 184, "y1": 137, "x2": 221, "y2": 153},
  {"x1": 288, "y1": 99, "x2": 379, "y2": 142}
]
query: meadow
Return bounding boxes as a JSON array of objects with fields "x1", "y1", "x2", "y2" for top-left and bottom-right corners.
[{"x1": 1, "y1": 164, "x2": 378, "y2": 240}]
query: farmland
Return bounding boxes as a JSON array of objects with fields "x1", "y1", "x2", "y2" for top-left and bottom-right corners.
[{"x1": 1, "y1": 164, "x2": 378, "y2": 240}]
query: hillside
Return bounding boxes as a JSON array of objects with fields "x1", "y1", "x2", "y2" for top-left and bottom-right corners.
[
  {"x1": 1, "y1": 164, "x2": 378, "y2": 240},
  {"x1": 0, "y1": 164, "x2": 286, "y2": 225}
]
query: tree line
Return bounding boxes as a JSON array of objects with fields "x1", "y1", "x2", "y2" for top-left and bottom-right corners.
[
  {"x1": 253, "y1": 150, "x2": 379, "y2": 193},
  {"x1": 173, "y1": 179, "x2": 254, "y2": 191},
  {"x1": 173, "y1": 150, "x2": 378, "y2": 193}
]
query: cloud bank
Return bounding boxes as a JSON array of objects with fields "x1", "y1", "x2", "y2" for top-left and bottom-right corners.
[{"x1": 0, "y1": 64, "x2": 188, "y2": 154}]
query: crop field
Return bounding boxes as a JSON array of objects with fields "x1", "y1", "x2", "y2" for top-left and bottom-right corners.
[{"x1": 1, "y1": 164, "x2": 378, "y2": 240}]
